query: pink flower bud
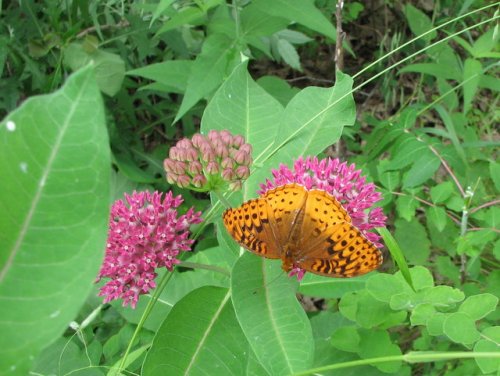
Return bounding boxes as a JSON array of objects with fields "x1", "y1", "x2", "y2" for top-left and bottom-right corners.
[
  {"x1": 176, "y1": 138, "x2": 193, "y2": 149},
  {"x1": 172, "y1": 161, "x2": 187, "y2": 175},
  {"x1": 208, "y1": 130, "x2": 221, "y2": 143},
  {"x1": 163, "y1": 158, "x2": 176, "y2": 173},
  {"x1": 222, "y1": 168, "x2": 235, "y2": 181},
  {"x1": 219, "y1": 130, "x2": 233, "y2": 145},
  {"x1": 191, "y1": 133, "x2": 205, "y2": 148},
  {"x1": 188, "y1": 161, "x2": 203, "y2": 175},
  {"x1": 192, "y1": 175, "x2": 207, "y2": 188},
  {"x1": 221, "y1": 157, "x2": 234, "y2": 169},
  {"x1": 206, "y1": 161, "x2": 220, "y2": 174},
  {"x1": 169, "y1": 147, "x2": 180, "y2": 160},
  {"x1": 235, "y1": 165, "x2": 250, "y2": 179},
  {"x1": 177, "y1": 175, "x2": 191, "y2": 188},
  {"x1": 232, "y1": 135, "x2": 245, "y2": 147},
  {"x1": 214, "y1": 143, "x2": 229, "y2": 159},
  {"x1": 233, "y1": 149, "x2": 250, "y2": 165},
  {"x1": 166, "y1": 173, "x2": 177, "y2": 185},
  {"x1": 200, "y1": 144, "x2": 216, "y2": 162},
  {"x1": 239, "y1": 144, "x2": 252, "y2": 154}
]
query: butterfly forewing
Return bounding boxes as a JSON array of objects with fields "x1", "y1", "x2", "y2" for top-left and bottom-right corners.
[
  {"x1": 222, "y1": 197, "x2": 281, "y2": 259},
  {"x1": 263, "y1": 184, "x2": 308, "y2": 248}
]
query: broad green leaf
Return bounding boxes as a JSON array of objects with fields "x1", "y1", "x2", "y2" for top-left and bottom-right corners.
[
  {"x1": 437, "y1": 78, "x2": 459, "y2": 111},
  {"x1": 358, "y1": 329, "x2": 402, "y2": 373},
  {"x1": 420, "y1": 286, "x2": 465, "y2": 308},
  {"x1": 143, "y1": 286, "x2": 250, "y2": 375},
  {"x1": 430, "y1": 181, "x2": 454, "y2": 203},
  {"x1": 410, "y1": 303, "x2": 436, "y2": 326},
  {"x1": 231, "y1": 253, "x2": 314, "y2": 375},
  {"x1": 394, "y1": 218, "x2": 430, "y2": 265},
  {"x1": 201, "y1": 62, "x2": 284, "y2": 197},
  {"x1": 435, "y1": 256, "x2": 460, "y2": 285},
  {"x1": 367, "y1": 273, "x2": 408, "y2": 303},
  {"x1": 402, "y1": 152, "x2": 440, "y2": 189},
  {"x1": 63, "y1": 43, "x2": 125, "y2": 96},
  {"x1": 298, "y1": 273, "x2": 370, "y2": 298},
  {"x1": 473, "y1": 326, "x2": 500, "y2": 373},
  {"x1": 175, "y1": 34, "x2": 237, "y2": 122},
  {"x1": 257, "y1": 76, "x2": 300, "y2": 106},
  {"x1": 426, "y1": 313, "x2": 447, "y2": 336},
  {"x1": 463, "y1": 58, "x2": 483, "y2": 114},
  {"x1": 443, "y1": 312, "x2": 481, "y2": 345},
  {"x1": 0, "y1": 65, "x2": 110, "y2": 374},
  {"x1": 240, "y1": 3, "x2": 289, "y2": 37},
  {"x1": 156, "y1": 7, "x2": 206, "y2": 35},
  {"x1": 331, "y1": 326, "x2": 360, "y2": 353},
  {"x1": 426, "y1": 206, "x2": 447, "y2": 232},
  {"x1": 251, "y1": 0, "x2": 336, "y2": 40},
  {"x1": 404, "y1": 4, "x2": 437, "y2": 42},
  {"x1": 277, "y1": 38, "x2": 302, "y2": 71},
  {"x1": 378, "y1": 169, "x2": 400, "y2": 191},
  {"x1": 395, "y1": 195, "x2": 419, "y2": 222},
  {"x1": 490, "y1": 161, "x2": 500, "y2": 191},
  {"x1": 434, "y1": 105, "x2": 467, "y2": 165},
  {"x1": 384, "y1": 136, "x2": 429, "y2": 171},
  {"x1": 471, "y1": 28, "x2": 498, "y2": 57},
  {"x1": 459, "y1": 293, "x2": 498, "y2": 320},
  {"x1": 256, "y1": 71, "x2": 355, "y2": 185},
  {"x1": 127, "y1": 60, "x2": 194, "y2": 93},
  {"x1": 399, "y1": 63, "x2": 461, "y2": 81}
]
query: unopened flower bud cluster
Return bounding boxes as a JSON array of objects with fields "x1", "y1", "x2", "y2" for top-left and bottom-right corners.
[{"x1": 164, "y1": 130, "x2": 252, "y2": 191}]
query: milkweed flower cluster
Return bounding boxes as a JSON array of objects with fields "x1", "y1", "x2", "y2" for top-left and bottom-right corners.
[
  {"x1": 164, "y1": 130, "x2": 252, "y2": 192},
  {"x1": 259, "y1": 156, "x2": 387, "y2": 247},
  {"x1": 96, "y1": 191, "x2": 202, "y2": 308}
]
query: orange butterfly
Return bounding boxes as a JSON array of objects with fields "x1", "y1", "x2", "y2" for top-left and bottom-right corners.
[{"x1": 223, "y1": 183, "x2": 382, "y2": 277}]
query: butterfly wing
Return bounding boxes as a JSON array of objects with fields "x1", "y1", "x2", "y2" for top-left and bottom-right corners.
[
  {"x1": 262, "y1": 184, "x2": 308, "y2": 248},
  {"x1": 223, "y1": 197, "x2": 281, "y2": 259},
  {"x1": 296, "y1": 189, "x2": 383, "y2": 277}
]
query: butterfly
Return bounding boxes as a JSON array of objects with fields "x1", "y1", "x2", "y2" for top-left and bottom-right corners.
[{"x1": 222, "y1": 183, "x2": 382, "y2": 277}]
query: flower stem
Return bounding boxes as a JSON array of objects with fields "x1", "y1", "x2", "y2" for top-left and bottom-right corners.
[
  {"x1": 116, "y1": 270, "x2": 174, "y2": 373},
  {"x1": 179, "y1": 261, "x2": 231, "y2": 277},
  {"x1": 213, "y1": 190, "x2": 232, "y2": 209}
]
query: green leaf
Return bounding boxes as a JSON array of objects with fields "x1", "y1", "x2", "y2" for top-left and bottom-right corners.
[
  {"x1": 251, "y1": 0, "x2": 336, "y2": 40},
  {"x1": 473, "y1": 326, "x2": 500, "y2": 373},
  {"x1": 0, "y1": 66, "x2": 110, "y2": 374},
  {"x1": 277, "y1": 38, "x2": 302, "y2": 71},
  {"x1": 426, "y1": 206, "x2": 447, "y2": 232},
  {"x1": 471, "y1": 28, "x2": 498, "y2": 57},
  {"x1": 410, "y1": 303, "x2": 436, "y2": 326},
  {"x1": 459, "y1": 293, "x2": 498, "y2": 321},
  {"x1": 426, "y1": 313, "x2": 447, "y2": 336},
  {"x1": 443, "y1": 312, "x2": 481, "y2": 345},
  {"x1": 378, "y1": 169, "x2": 400, "y2": 191},
  {"x1": 240, "y1": 3, "x2": 289, "y2": 37},
  {"x1": 404, "y1": 4, "x2": 437, "y2": 41},
  {"x1": 437, "y1": 78, "x2": 459, "y2": 111},
  {"x1": 396, "y1": 195, "x2": 420, "y2": 222},
  {"x1": 358, "y1": 329, "x2": 402, "y2": 373},
  {"x1": 156, "y1": 6, "x2": 206, "y2": 35},
  {"x1": 399, "y1": 63, "x2": 461, "y2": 81},
  {"x1": 201, "y1": 62, "x2": 284, "y2": 196},
  {"x1": 299, "y1": 273, "x2": 370, "y2": 298},
  {"x1": 430, "y1": 181, "x2": 454, "y2": 203},
  {"x1": 394, "y1": 218, "x2": 431, "y2": 265},
  {"x1": 176, "y1": 34, "x2": 237, "y2": 122},
  {"x1": 463, "y1": 58, "x2": 483, "y2": 114},
  {"x1": 402, "y1": 152, "x2": 440, "y2": 188},
  {"x1": 127, "y1": 60, "x2": 194, "y2": 94},
  {"x1": 143, "y1": 286, "x2": 251, "y2": 375},
  {"x1": 257, "y1": 76, "x2": 300, "y2": 106},
  {"x1": 367, "y1": 273, "x2": 412, "y2": 303},
  {"x1": 330, "y1": 326, "x2": 360, "y2": 353},
  {"x1": 384, "y1": 136, "x2": 429, "y2": 171},
  {"x1": 377, "y1": 228, "x2": 414, "y2": 291},
  {"x1": 231, "y1": 253, "x2": 314, "y2": 375},
  {"x1": 255, "y1": 71, "x2": 355, "y2": 185},
  {"x1": 489, "y1": 161, "x2": 500, "y2": 191},
  {"x1": 64, "y1": 43, "x2": 125, "y2": 96}
]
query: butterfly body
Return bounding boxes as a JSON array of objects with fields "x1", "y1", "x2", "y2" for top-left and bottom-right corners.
[{"x1": 223, "y1": 183, "x2": 382, "y2": 277}]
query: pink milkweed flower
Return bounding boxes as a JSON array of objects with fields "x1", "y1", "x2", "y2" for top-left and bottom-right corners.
[
  {"x1": 259, "y1": 156, "x2": 387, "y2": 280},
  {"x1": 96, "y1": 191, "x2": 203, "y2": 308}
]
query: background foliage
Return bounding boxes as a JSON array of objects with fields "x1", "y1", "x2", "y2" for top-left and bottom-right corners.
[{"x1": 0, "y1": 0, "x2": 498, "y2": 375}]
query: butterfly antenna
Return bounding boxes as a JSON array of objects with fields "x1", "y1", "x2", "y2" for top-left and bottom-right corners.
[{"x1": 251, "y1": 269, "x2": 288, "y2": 295}]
